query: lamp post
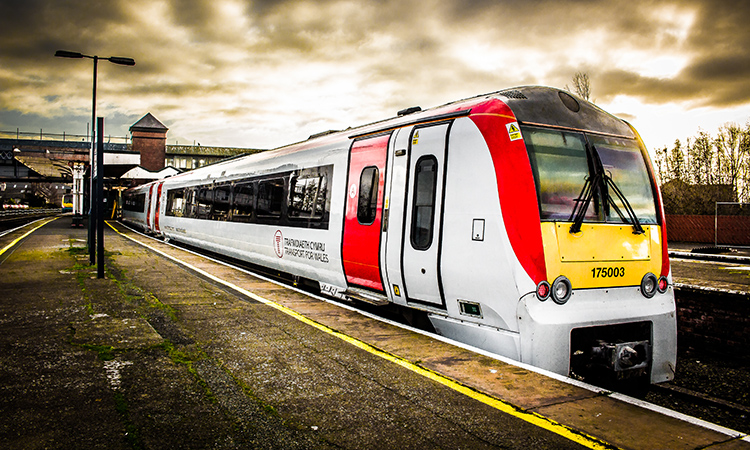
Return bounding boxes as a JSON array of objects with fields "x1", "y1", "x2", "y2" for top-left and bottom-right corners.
[{"x1": 54, "y1": 50, "x2": 135, "y2": 267}]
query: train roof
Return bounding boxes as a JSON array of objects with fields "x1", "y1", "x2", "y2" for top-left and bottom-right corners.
[
  {"x1": 296, "y1": 85, "x2": 636, "y2": 144},
  {"x1": 492, "y1": 86, "x2": 635, "y2": 138}
]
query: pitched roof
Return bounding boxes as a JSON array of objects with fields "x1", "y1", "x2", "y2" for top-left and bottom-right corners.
[
  {"x1": 129, "y1": 113, "x2": 168, "y2": 133},
  {"x1": 120, "y1": 165, "x2": 180, "y2": 180},
  {"x1": 14, "y1": 155, "x2": 70, "y2": 178}
]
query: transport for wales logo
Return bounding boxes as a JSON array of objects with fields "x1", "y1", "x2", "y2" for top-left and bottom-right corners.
[{"x1": 274, "y1": 230, "x2": 284, "y2": 258}]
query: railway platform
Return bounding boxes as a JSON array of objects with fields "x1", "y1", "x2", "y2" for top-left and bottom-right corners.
[
  {"x1": 669, "y1": 243, "x2": 750, "y2": 295},
  {"x1": 1, "y1": 216, "x2": 748, "y2": 450}
]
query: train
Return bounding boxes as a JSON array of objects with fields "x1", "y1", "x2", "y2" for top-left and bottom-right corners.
[
  {"x1": 122, "y1": 86, "x2": 677, "y2": 385},
  {"x1": 61, "y1": 194, "x2": 73, "y2": 213}
]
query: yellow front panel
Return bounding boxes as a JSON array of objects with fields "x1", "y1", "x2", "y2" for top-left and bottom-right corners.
[
  {"x1": 556, "y1": 223, "x2": 650, "y2": 262},
  {"x1": 541, "y1": 222, "x2": 663, "y2": 289}
]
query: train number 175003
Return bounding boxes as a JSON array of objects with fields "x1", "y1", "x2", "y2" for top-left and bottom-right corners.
[{"x1": 591, "y1": 267, "x2": 625, "y2": 278}]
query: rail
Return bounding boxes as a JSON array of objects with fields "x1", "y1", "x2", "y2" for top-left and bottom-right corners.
[{"x1": 0, "y1": 208, "x2": 62, "y2": 219}]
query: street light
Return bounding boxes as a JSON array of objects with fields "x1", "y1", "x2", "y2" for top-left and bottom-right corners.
[{"x1": 55, "y1": 50, "x2": 135, "y2": 270}]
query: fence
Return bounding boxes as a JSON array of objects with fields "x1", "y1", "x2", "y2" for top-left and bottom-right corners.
[
  {"x1": 0, "y1": 129, "x2": 130, "y2": 144},
  {"x1": 666, "y1": 214, "x2": 750, "y2": 245}
]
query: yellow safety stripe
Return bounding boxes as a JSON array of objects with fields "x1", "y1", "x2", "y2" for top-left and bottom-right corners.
[{"x1": 0, "y1": 217, "x2": 58, "y2": 257}]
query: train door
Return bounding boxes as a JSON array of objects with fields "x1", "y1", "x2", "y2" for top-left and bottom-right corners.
[
  {"x1": 341, "y1": 134, "x2": 390, "y2": 291},
  {"x1": 145, "y1": 183, "x2": 155, "y2": 229},
  {"x1": 153, "y1": 182, "x2": 165, "y2": 232},
  {"x1": 399, "y1": 123, "x2": 449, "y2": 307}
]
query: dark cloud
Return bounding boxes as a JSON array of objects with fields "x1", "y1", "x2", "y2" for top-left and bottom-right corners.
[
  {"x1": 598, "y1": 69, "x2": 695, "y2": 102},
  {"x1": 1, "y1": 0, "x2": 130, "y2": 59},
  {"x1": 168, "y1": 0, "x2": 217, "y2": 28},
  {"x1": 615, "y1": 0, "x2": 750, "y2": 107}
]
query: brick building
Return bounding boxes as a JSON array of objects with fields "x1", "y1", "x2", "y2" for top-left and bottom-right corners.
[{"x1": 130, "y1": 113, "x2": 168, "y2": 172}]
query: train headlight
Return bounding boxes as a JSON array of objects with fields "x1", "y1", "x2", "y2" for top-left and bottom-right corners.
[
  {"x1": 551, "y1": 276, "x2": 572, "y2": 305},
  {"x1": 657, "y1": 276, "x2": 669, "y2": 294},
  {"x1": 640, "y1": 273, "x2": 658, "y2": 298},
  {"x1": 536, "y1": 281, "x2": 551, "y2": 301}
]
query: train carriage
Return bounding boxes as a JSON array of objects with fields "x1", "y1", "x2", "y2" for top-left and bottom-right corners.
[{"x1": 123, "y1": 86, "x2": 677, "y2": 384}]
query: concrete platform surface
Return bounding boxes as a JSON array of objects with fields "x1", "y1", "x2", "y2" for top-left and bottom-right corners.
[
  {"x1": 0, "y1": 216, "x2": 747, "y2": 450},
  {"x1": 669, "y1": 243, "x2": 750, "y2": 294}
]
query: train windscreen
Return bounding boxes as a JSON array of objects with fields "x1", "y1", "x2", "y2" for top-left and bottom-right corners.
[
  {"x1": 523, "y1": 126, "x2": 657, "y2": 225},
  {"x1": 589, "y1": 135, "x2": 658, "y2": 225}
]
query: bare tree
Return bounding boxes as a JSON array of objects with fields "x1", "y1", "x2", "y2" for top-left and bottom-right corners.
[
  {"x1": 668, "y1": 139, "x2": 686, "y2": 182},
  {"x1": 654, "y1": 121, "x2": 750, "y2": 208},
  {"x1": 566, "y1": 72, "x2": 591, "y2": 101},
  {"x1": 687, "y1": 130, "x2": 713, "y2": 185},
  {"x1": 714, "y1": 123, "x2": 744, "y2": 197}
]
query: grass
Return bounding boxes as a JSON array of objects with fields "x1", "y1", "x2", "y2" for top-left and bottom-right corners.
[
  {"x1": 81, "y1": 344, "x2": 116, "y2": 361},
  {"x1": 113, "y1": 391, "x2": 143, "y2": 450}
]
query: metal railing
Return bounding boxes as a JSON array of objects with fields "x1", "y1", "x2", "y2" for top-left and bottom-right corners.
[{"x1": 0, "y1": 129, "x2": 130, "y2": 144}]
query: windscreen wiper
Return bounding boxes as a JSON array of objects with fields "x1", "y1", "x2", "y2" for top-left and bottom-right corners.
[
  {"x1": 603, "y1": 175, "x2": 645, "y2": 235},
  {"x1": 569, "y1": 172, "x2": 645, "y2": 235},
  {"x1": 568, "y1": 171, "x2": 602, "y2": 234}
]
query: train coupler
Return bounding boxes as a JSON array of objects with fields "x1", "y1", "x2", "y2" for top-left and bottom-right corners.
[{"x1": 590, "y1": 339, "x2": 651, "y2": 379}]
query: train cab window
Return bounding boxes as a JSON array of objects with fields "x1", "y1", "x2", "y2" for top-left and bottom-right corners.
[
  {"x1": 166, "y1": 189, "x2": 185, "y2": 217},
  {"x1": 357, "y1": 166, "x2": 379, "y2": 225},
  {"x1": 523, "y1": 127, "x2": 599, "y2": 221},
  {"x1": 257, "y1": 178, "x2": 284, "y2": 218},
  {"x1": 124, "y1": 193, "x2": 146, "y2": 212},
  {"x1": 410, "y1": 156, "x2": 438, "y2": 250},
  {"x1": 232, "y1": 182, "x2": 256, "y2": 222},
  {"x1": 212, "y1": 184, "x2": 231, "y2": 220},
  {"x1": 590, "y1": 135, "x2": 658, "y2": 225}
]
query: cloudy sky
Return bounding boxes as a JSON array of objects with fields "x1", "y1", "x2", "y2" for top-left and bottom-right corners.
[{"x1": 2, "y1": 0, "x2": 750, "y2": 155}]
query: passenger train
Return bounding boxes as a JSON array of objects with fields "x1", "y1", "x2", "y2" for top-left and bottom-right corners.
[
  {"x1": 122, "y1": 86, "x2": 677, "y2": 384},
  {"x1": 61, "y1": 194, "x2": 73, "y2": 213}
]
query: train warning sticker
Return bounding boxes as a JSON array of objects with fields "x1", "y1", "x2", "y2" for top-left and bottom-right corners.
[{"x1": 506, "y1": 122, "x2": 522, "y2": 141}]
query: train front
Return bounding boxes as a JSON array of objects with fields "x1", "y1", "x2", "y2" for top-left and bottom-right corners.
[{"x1": 506, "y1": 87, "x2": 677, "y2": 385}]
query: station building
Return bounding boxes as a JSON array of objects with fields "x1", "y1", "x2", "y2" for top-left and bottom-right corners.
[{"x1": 0, "y1": 113, "x2": 264, "y2": 212}]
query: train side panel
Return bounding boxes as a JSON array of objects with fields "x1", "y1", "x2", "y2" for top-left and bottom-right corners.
[
  {"x1": 429, "y1": 117, "x2": 526, "y2": 358},
  {"x1": 122, "y1": 184, "x2": 151, "y2": 230},
  {"x1": 156, "y1": 141, "x2": 350, "y2": 289}
]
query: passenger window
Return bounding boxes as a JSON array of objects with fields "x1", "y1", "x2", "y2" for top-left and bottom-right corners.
[
  {"x1": 257, "y1": 178, "x2": 284, "y2": 218},
  {"x1": 411, "y1": 156, "x2": 438, "y2": 250},
  {"x1": 212, "y1": 185, "x2": 231, "y2": 220},
  {"x1": 232, "y1": 182, "x2": 255, "y2": 222},
  {"x1": 196, "y1": 188, "x2": 213, "y2": 219},
  {"x1": 357, "y1": 166, "x2": 379, "y2": 225},
  {"x1": 289, "y1": 175, "x2": 326, "y2": 220},
  {"x1": 166, "y1": 189, "x2": 185, "y2": 217}
]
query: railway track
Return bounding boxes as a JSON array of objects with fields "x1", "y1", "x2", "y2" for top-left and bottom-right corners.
[
  {"x1": 0, "y1": 209, "x2": 62, "y2": 233},
  {"x1": 639, "y1": 356, "x2": 750, "y2": 435}
]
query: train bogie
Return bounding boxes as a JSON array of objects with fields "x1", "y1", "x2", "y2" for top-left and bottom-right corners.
[{"x1": 122, "y1": 86, "x2": 677, "y2": 385}]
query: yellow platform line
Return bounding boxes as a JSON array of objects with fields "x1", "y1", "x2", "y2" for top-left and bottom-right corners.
[
  {"x1": 105, "y1": 220, "x2": 619, "y2": 450},
  {"x1": 0, "y1": 217, "x2": 58, "y2": 257}
]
